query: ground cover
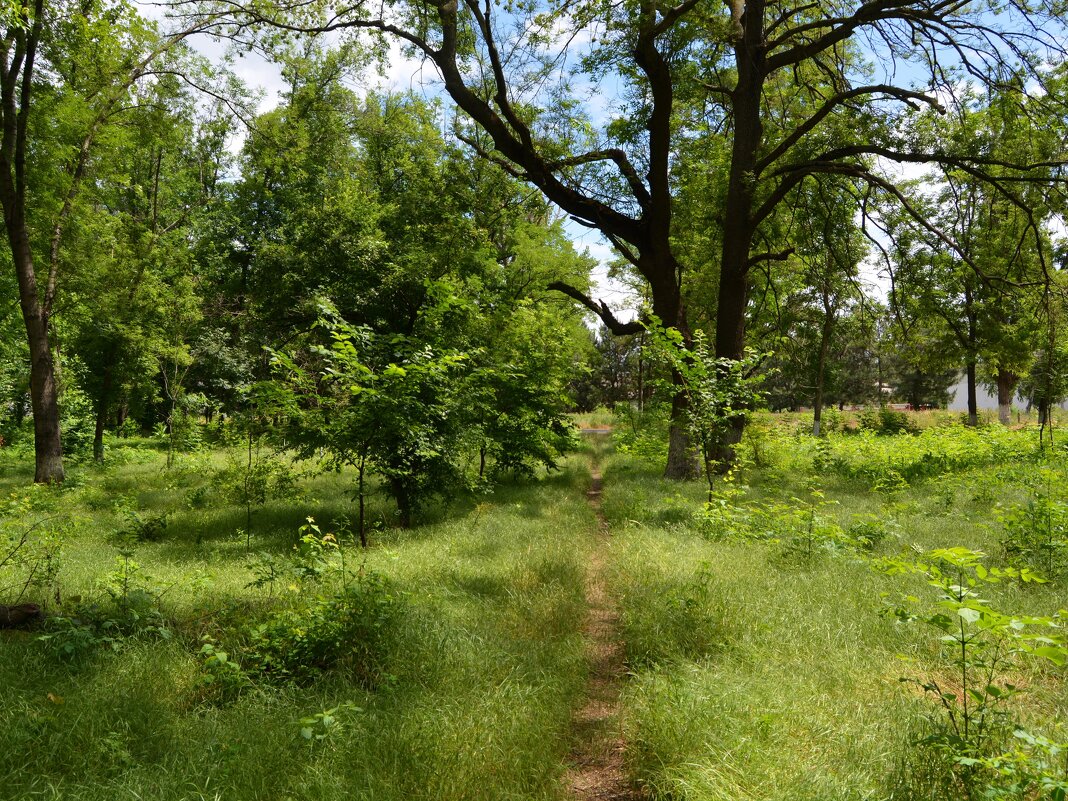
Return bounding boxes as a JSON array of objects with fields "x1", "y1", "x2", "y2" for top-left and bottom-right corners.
[
  {"x1": 0, "y1": 438, "x2": 596, "y2": 801},
  {"x1": 1, "y1": 418, "x2": 1066, "y2": 800},
  {"x1": 602, "y1": 416, "x2": 1068, "y2": 800}
]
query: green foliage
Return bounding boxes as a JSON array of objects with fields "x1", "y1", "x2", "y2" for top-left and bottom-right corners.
[
  {"x1": 612, "y1": 402, "x2": 671, "y2": 466},
  {"x1": 243, "y1": 571, "x2": 400, "y2": 687},
  {"x1": 997, "y1": 467, "x2": 1068, "y2": 580},
  {"x1": 116, "y1": 508, "x2": 169, "y2": 543},
  {"x1": 58, "y1": 361, "x2": 98, "y2": 455},
  {"x1": 216, "y1": 445, "x2": 299, "y2": 545},
  {"x1": 274, "y1": 304, "x2": 473, "y2": 528},
  {"x1": 38, "y1": 545, "x2": 171, "y2": 662},
  {"x1": 876, "y1": 547, "x2": 1067, "y2": 791},
  {"x1": 968, "y1": 728, "x2": 1068, "y2": 800},
  {"x1": 645, "y1": 319, "x2": 767, "y2": 497},
  {"x1": 0, "y1": 488, "x2": 67, "y2": 604},
  {"x1": 859, "y1": 407, "x2": 920, "y2": 436},
  {"x1": 194, "y1": 636, "x2": 252, "y2": 703},
  {"x1": 297, "y1": 701, "x2": 362, "y2": 743}
]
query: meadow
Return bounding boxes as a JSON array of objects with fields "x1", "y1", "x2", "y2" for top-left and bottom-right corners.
[{"x1": 0, "y1": 413, "x2": 1065, "y2": 800}]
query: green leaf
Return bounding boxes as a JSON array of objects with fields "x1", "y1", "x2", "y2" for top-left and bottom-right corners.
[
  {"x1": 957, "y1": 607, "x2": 981, "y2": 624},
  {"x1": 1032, "y1": 645, "x2": 1067, "y2": 665}
]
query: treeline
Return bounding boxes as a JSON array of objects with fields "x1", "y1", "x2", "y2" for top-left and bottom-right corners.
[
  {"x1": 0, "y1": 24, "x2": 593, "y2": 510},
  {"x1": 2, "y1": 0, "x2": 1067, "y2": 486}
]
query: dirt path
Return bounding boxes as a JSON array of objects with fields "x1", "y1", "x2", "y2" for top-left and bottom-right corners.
[{"x1": 563, "y1": 442, "x2": 640, "y2": 801}]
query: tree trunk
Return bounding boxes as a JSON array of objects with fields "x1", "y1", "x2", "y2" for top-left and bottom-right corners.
[
  {"x1": 357, "y1": 457, "x2": 367, "y2": 548},
  {"x1": 93, "y1": 362, "x2": 114, "y2": 462},
  {"x1": 8, "y1": 228, "x2": 64, "y2": 482},
  {"x1": 813, "y1": 284, "x2": 835, "y2": 436},
  {"x1": 965, "y1": 361, "x2": 978, "y2": 426},
  {"x1": 0, "y1": 0, "x2": 64, "y2": 483},
  {"x1": 665, "y1": 384, "x2": 699, "y2": 479},
  {"x1": 390, "y1": 477, "x2": 413, "y2": 529},
  {"x1": 996, "y1": 368, "x2": 1017, "y2": 426},
  {"x1": 711, "y1": 21, "x2": 764, "y2": 467}
]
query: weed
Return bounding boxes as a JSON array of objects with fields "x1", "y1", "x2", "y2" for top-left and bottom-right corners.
[
  {"x1": 997, "y1": 467, "x2": 1068, "y2": 579},
  {"x1": 876, "y1": 547, "x2": 1067, "y2": 796},
  {"x1": 297, "y1": 702, "x2": 362, "y2": 743},
  {"x1": 116, "y1": 508, "x2": 170, "y2": 543},
  {"x1": 242, "y1": 570, "x2": 400, "y2": 686}
]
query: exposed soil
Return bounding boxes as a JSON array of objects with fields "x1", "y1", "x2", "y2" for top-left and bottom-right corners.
[{"x1": 563, "y1": 444, "x2": 641, "y2": 800}]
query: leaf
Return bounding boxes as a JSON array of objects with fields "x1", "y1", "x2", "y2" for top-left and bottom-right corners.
[
  {"x1": 957, "y1": 607, "x2": 981, "y2": 624},
  {"x1": 1032, "y1": 645, "x2": 1067, "y2": 665}
]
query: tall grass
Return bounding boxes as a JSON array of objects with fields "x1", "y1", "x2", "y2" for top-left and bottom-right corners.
[
  {"x1": 601, "y1": 423, "x2": 1068, "y2": 801},
  {"x1": 0, "y1": 444, "x2": 596, "y2": 801}
]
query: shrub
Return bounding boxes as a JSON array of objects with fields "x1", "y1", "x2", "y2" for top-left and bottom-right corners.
[
  {"x1": 859, "y1": 407, "x2": 919, "y2": 435},
  {"x1": 243, "y1": 571, "x2": 400, "y2": 687},
  {"x1": 116, "y1": 508, "x2": 170, "y2": 543}
]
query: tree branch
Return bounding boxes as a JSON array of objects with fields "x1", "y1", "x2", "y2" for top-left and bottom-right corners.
[{"x1": 547, "y1": 280, "x2": 644, "y2": 335}]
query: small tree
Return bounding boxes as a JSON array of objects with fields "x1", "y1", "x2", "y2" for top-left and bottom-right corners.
[
  {"x1": 217, "y1": 382, "x2": 299, "y2": 548},
  {"x1": 273, "y1": 305, "x2": 469, "y2": 543},
  {"x1": 647, "y1": 320, "x2": 767, "y2": 503}
]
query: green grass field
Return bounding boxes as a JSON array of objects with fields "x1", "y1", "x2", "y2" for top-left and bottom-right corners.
[{"x1": 0, "y1": 418, "x2": 1065, "y2": 800}]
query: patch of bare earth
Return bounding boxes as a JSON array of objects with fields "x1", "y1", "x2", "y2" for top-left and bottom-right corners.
[{"x1": 563, "y1": 452, "x2": 641, "y2": 801}]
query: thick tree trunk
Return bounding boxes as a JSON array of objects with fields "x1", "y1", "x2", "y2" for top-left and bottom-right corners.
[
  {"x1": 665, "y1": 384, "x2": 699, "y2": 479},
  {"x1": 996, "y1": 368, "x2": 1017, "y2": 426},
  {"x1": 965, "y1": 361, "x2": 978, "y2": 426},
  {"x1": 711, "y1": 21, "x2": 764, "y2": 467},
  {"x1": 8, "y1": 226, "x2": 64, "y2": 482}
]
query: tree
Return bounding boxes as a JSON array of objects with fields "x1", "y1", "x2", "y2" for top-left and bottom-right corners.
[
  {"x1": 884, "y1": 85, "x2": 1054, "y2": 426},
  {"x1": 646, "y1": 321, "x2": 765, "y2": 502},
  {"x1": 228, "y1": 63, "x2": 589, "y2": 533},
  {"x1": 182, "y1": 0, "x2": 1067, "y2": 472},
  {"x1": 59, "y1": 64, "x2": 235, "y2": 461},
  {"x1": 274, "y1": 307, "x2": 471, "y2": 538},
  {"x1": 1, "y1": 0, "x2": 223, "y2": 481}
]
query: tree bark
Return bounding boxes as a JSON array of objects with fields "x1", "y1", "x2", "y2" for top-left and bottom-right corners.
[
  {"x1": 710, "y1": 4, "x2": 765, "y2": 466},
  {"x1": 965, "y1": 361, "x2": 978, "y2": 426},
  {"x1": 996, "y1": 367, "x2": 1017, "y2": 426},
  {"x1": 6, "y1": 215, "x2": 64, "y2": 482},
  {"x1": 664, "y1": 384, "x2": 699, "y2": 479}
]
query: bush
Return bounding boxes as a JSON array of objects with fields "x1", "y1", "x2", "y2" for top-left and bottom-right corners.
[
  {"x1": 859, "y1": 407, "x2": 919, "y2": 436},
  {"x1": 243, "y1": 571, "x2": 401, "y2": 687}
]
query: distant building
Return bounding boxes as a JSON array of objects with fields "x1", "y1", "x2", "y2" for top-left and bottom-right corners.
[
  {"x1": 946, "y1": 376, "x2": 998, "y2": 412},
  {"x1": 947, "y1": 373, "x2": 1068, "y2": 412}
]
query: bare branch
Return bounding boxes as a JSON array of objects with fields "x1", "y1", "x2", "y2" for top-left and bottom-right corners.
[{"x1": 547, "y1": 280, "x2": 644, "y2": 335}]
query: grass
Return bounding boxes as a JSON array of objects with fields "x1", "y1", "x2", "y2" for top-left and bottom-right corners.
[
  {"x1": 1, "y1": 420, "x2": 1066, "y2": 800},
  {"x1": 0, "y1": 438, "x2": 596, "y2": 801},
  {"x1": 598, "y1": 419, "x2": 1068, "y2": 801}
]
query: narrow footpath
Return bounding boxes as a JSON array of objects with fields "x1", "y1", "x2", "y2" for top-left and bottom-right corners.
[{"x1": 563, "y1": 434, "x2": 640, "y2": 801}]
